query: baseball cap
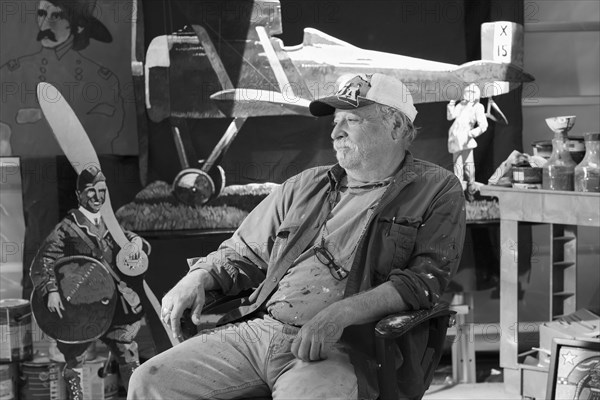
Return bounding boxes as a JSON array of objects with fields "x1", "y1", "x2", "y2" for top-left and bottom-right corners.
[{"x1": 309, "y1": 73, "x2": 418, "y2": 122}]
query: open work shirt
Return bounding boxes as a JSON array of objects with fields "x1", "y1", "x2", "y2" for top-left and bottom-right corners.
[
  {"x1": 188, "y1": 152, "x2": 466, "y2": 399},
  {"x1": 266, "y1": 184, "x2": 388, "y2": 326}
]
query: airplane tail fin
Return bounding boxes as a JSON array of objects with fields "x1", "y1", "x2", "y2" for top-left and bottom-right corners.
[
  {"x1": 481, "y1": 22, "x2": 524, "y2": 68},
  {"x1": 481, "y1": 22, "x2": 525, "y2": 95},
  {"x1": 481, "y1": 22, "x2": 525, "y2": 122}
]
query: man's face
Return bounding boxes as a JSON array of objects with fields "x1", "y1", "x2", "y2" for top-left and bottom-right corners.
[
  {"x1": 37, "y1": 0, "x2": 72, "y2": 48},
  {"x1": 77, "y1": 181, "x2": 107, "y2": 213},
  {"x1": 330, "y1": 105, "x2": 399, "y2": 172}
]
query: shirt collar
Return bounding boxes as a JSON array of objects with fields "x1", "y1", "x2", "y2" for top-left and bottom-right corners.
[
  {"x1": 78, "y1": 206, "x2": 101, "y2": 224},
  {"x1": 326, "y1": 164, "x2": 346, "y2": 191},
  {"x1": 326, "y1": 151, "x2": 413, "y2": 190},
  {"x1": 54, "y1": 35, "x2": 74, "y2": 60}
]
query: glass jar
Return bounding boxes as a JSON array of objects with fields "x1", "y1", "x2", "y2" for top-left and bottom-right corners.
[
  {"x1": 574, "y1": 132, "x2": 600, "y2": 192},
  {"x1": 542, "y1": 131, "x2": 577, "y2": 191}
]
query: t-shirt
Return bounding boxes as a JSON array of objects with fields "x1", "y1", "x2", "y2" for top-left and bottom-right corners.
[{"x1": 266, "y1": 184, "x2": 388, "y2": 326}]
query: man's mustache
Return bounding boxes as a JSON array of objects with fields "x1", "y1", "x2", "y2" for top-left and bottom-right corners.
[
  {"x1": 37, "y1": 29, "x2": 56, "y2": 42},
  {"x1": 333, "y1": 138, "x2": 355, "y2": 150}
]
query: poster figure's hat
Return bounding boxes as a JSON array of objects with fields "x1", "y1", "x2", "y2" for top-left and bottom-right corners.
[{"x1": 48, "y1": 0, "x2": 112, "y2": 43}]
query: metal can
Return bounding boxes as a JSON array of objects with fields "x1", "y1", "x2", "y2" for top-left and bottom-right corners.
[
  {"x1": 20, "y1": 357, "x2": 66, "y2": 400},
  {"x1": 0, "y1": 363, "x2": 18, "y2": 400},
  {"x1": 0, "y1": 299, "x2": 33, "y2": 362},
  {"x1": 81, "y1": 357, "x2": 119, "y2": 400}
]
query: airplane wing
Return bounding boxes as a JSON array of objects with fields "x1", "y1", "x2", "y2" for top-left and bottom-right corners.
[
  {"x1": 144, "y1": 6, "x2": 534, "y2": 119},
  {"x1": 210, "y1": 89, "x2": 311, "y2": 117}
]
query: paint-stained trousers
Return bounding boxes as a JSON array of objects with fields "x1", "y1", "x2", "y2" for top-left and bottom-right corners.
[{"x1": 128, "y1": 315, "x2": 358, "y2": 399}]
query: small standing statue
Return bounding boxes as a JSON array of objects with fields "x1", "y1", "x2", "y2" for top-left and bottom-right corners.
[
  {"x1": 30, "y1": 165, "x2": 148, "y2": 399},
  {"x1": 447, "y1": 83, "x2": 489, "y2": 197}
]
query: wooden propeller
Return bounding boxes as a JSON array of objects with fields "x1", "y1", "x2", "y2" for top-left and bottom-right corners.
[{"x1": 36, "y1": 82, "x2": 148, "y2": 277}]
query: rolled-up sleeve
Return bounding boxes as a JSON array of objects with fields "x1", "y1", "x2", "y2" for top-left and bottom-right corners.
[
  {"x1": 388, "y1": 177, "x2": 466, "y2": 310},
  {"x1": 189, "y1": 183, "x2": 286, "y2": 296}
]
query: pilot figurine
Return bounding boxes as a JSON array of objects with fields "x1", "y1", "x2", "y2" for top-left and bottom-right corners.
[
  {"x1": 447, "y1": 83, "x2": 489, "y2": 198},
  {"x1": 30, "y1": 166, "x2": 147, "y2": 399}
]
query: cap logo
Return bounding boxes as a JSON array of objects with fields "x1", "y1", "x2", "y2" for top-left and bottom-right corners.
[{"x1": 336, "y1": 74, "x2": 372, "y2": 107}]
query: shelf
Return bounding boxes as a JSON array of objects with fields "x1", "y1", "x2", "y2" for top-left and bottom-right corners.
[
  {"x1": 479, "y1": 186, "x2": 600, "y2": 227},
  {"x1": 552, "y1": 261, "x2": 575, "y2": 268},
  {"x1": 524, "y1": 21, "x2": 600, "y2": 33},
  {"x1": 551, "y1": 291, "x2": 575, "y2": 297},
  {"x1": 552, "y1": 236, "x2": 576, "y2": 243},
  {"x1": 522, "y1": 96, "x2": 600, "y2": 107}
]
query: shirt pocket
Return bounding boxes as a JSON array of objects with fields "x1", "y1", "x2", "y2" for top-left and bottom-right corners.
[
  {"x1": 389, "y1": 217, "x2": 421, "y2": 267},
  {"x1": 372, "y1": 216, "x2": 421, "y2": 279}
]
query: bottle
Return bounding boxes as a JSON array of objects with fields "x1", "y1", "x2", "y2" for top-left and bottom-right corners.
[
  {"x1": 542, "y1": 130, "x2": 577, "y2": 191},
  {"x1": 574, "y1": 132, "x2": 600, "y2": 192}
]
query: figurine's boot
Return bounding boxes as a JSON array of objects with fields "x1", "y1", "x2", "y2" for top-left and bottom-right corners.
[
  {"x1": 119, "y1": 361, "x2": 140, "y2": 392},
  {"x1": 63, "y1": 367, "x2": 84, "y2": 400}
]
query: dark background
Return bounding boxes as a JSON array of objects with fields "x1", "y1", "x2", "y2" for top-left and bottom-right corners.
[
  {"x1": 21, "y1": 0, "x2": 525, "y2": 301},
  {"x1": 140, "y1": 0, "x2": 524, "y2": 186}
]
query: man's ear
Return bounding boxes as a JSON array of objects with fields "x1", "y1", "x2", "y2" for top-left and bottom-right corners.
[
  {"x1": 390, "y1": 124, "x2": 401, "y2": 141},
  {"x1": 392, "y1": 125, "x2": 409, "y2": 147}
]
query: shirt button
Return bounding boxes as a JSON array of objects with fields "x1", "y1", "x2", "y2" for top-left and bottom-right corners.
[{"x1": 272, "y1": 277, "x2": 277, "y2": 282}]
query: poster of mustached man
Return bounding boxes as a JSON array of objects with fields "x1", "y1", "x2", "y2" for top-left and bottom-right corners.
[{"x1": 0, "y1": 0, "x2": 138, "y2": 156}]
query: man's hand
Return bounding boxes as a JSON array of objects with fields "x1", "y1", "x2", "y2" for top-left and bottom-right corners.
[
  {"x1": 160, "y1": 270, "x2": 212, "y2": 339},
  {"x1": 47, "y1": 291, "x2": 64, "y2": 319},
  {"x1": 291, "y1": 304, "x2": 348, "y2": 362},
  {"x1": 291, "y1": 283, "x2": 408, "y2": 362}
]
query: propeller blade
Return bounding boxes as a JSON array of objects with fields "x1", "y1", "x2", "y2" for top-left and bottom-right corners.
[{"x1": 36, "y1": 83, "x2": 129, "y2": 247}]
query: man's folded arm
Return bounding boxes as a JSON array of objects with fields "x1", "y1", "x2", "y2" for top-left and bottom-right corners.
[{"x1": 387, "y1": 178, "x2": 466, "y2": 311}]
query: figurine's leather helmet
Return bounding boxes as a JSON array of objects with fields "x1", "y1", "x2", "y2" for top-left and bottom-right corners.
[{"x1": 77, "y1": 165, "x2": 106, "y2": 192}]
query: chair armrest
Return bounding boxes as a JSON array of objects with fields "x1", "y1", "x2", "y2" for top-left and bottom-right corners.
[
  {"x1": 375, "y1": 301, "x2": 455, "y2": 339},
  {"x1": 375, "y1": 301, "x2": 455, "y2": 400}
]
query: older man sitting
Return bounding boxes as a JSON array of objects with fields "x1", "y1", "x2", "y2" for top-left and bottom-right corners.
[{"x1": 129, "y1": 73, "x2": 466, "y2": 400}]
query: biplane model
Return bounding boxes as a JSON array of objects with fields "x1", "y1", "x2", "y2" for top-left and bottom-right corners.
[{"x1": 136, "y1": 0, "x2": 534, "y2": 204}]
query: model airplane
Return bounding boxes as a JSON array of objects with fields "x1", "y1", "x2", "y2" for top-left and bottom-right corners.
[{"x1": 139, "y1": 0, "x2": 534, "y2": 204}]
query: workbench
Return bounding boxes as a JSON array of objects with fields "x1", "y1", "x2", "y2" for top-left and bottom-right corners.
[{"x1": 479, "y1": 185, "x2": 600, "y2": 395}]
